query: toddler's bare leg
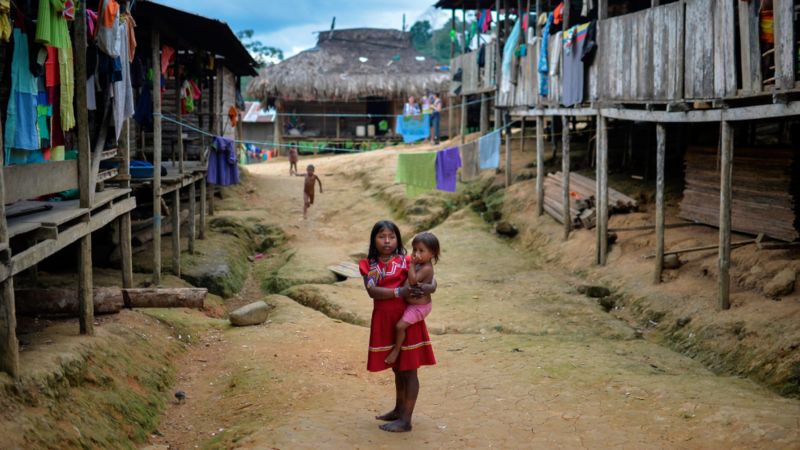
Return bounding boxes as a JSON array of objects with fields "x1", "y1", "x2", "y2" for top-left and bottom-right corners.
[{"x1": 385, "y1": 320, "x2": 410, "y2": 365}]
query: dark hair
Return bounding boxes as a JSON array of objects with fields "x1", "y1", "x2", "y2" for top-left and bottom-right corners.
[
  {"x1": 412, "y1": 232, "x2": 440, "y2": 263},
  {"x1": 368, "y1": 220, "x2": 405, "y2": 263},
  {"x1": 307, "y1": 164, "x2": 315, "y2": 170}
]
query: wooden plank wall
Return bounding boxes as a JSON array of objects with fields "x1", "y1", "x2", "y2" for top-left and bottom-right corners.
[
  {"x1": 450, "y1": 55, "x2": 463, "y2": 97},
  {"x1": 462, "y1": 51, "x2": 480, "y2": 94},
  {"x1": 684, "y1": 0, "x2": 715, "y2": 99},
  {"x1": 737, "y1": 0, "x2": 762, "y2": 94},
  {"x1": 773, "y1": 0, "x2": 797, "y2": 90},
  {"x1": 484, "y1": 44, "x2": 497, "y2": 89},
  {"x1": 713, "y1": 0, "x2": 737, "y2": 98}
]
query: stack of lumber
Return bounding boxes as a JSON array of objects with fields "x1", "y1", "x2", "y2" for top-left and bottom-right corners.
[
  {"x1": 679, "y1": 146, "x2": 799, "y2": 242},
  {"x1": 543, "y1": 172, "x2": 638, "y2": 228}
]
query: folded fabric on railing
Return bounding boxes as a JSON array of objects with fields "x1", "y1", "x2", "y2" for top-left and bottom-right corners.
[
  {"x1": 478, "y1": 130, "x2": 501, "y2": 170},
  {"x1": 396, "y1": 151, "x2": 437, "y2": 196},
  {"x1": 435, "y1": 147, "x2": 462, "y2": 193},
  {"x1": 396, "y1": 114, "x2": 430, "y2": 143}
]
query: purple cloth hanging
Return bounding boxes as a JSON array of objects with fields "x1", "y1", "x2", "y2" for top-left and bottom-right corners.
[
  {"x1": 207, "y1": 136, "x2": 240, "y2": 186},
  {"x1": 435, "y1": 146, "x2": 462, "y2": 192}
]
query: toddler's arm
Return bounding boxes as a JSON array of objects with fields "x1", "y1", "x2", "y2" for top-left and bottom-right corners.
[
  {"x1": 316, "y1": 175, "x2": 323, "y2": 193},
  {"x1": 408, "y1": 261, "x2": 418, "y2": 285}
]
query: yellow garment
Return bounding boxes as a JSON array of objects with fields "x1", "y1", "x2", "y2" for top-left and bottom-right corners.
[
  {"x1": 59, "y1": 49, "x2": 75, "y2": 131},
  {"x1": 0, "y1": 0, "x2": 10, "y2": 42},
  {"x1": 51, "y1": 146, "x2": 65, "y2": 161}
]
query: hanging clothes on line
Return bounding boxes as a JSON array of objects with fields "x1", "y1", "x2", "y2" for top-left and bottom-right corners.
[
  {"x1": 207, "y1": 136, "x2": 240, "y2": 186},
  {"x1": 96, "y1": 0, "x2": 121, "y2": 57},
  {"x1": 500, "y1": 18, "x2": 521, "y2": 94},
  {"x1": 395, "y1": 152, "x2": 437, "y2": 196},
  {"x1": 562, "y1": 23, "x2": 589, "y2": 107},
  {"x1": 459, "y1": 140, "x2": 480, "y2": 181},
  {"x1": 478, "y1": 129, "x2": 501, "y2": 170},
  {"x1": 435, "y1": 147, "x2": 462, "y2": 193},
  {"x1": 548, "y1": 31, "x2": 563, "y2": 105},
  {"x1": 112, "y1": 18, "x2": 135, "y2": 140},
  {"x1": 395, "y1": 114, "x2": 430, "y2": 144},
  {"x1": 538, "y1": 13, "x2": 553, "y2": 97},
  {"x1": 5, "y1": 28, "x2": 40, "y2": 165}
]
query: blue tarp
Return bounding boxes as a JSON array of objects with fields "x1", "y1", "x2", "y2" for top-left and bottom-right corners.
[{"x1": 396, "y1": 114, "x2": 430, "y2": 143}]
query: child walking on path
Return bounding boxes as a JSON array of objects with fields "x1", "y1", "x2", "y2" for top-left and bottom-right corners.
[
  {"x1": 296, "y1": 164, "x2": 322, "y2": 219},
  {"x1": 384, "y1": 232, "x2": 439, "y2": 365},
  {"x1": 288, "y1": 144, "x2": 299, "y2": 175},
  {"x1": 360, "y1": 221, "x2": 437, "y2": 432}
]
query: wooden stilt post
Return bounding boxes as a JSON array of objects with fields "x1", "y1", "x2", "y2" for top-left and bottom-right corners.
[
  {"x1": 460, "y1": 8, "x2": 467, "y2": 144},
  {"x1": 199, "y1": 180, "x2": 207, "y2": 240},
  {"x1": 0, "y1": 93, "x2": 17, "y2": 378},
  {"x1": 152, "y1": 30, "x2": 163, "y2": 285},
  {"x1": 561, "y1": 116, "x2": 571, "y2": 240},
  {"x1": 654, "y1": 123, "x2": 666, "y2": 283},
  {"x1": 598, "y1": 115, "x2": 609, "y2": 264},
  {"x1": 505, "y1": 112, "x2": 512, "y2": 187},
  {"x1": 719, "y1": 120, "x2": 733, "y2": 310},
  {"x1": 188, "y1": 180, "x2": 196, "y2": 254},
  {"x1": 595, "y1": 114, "x2": 602, "y2": 264},
  {"x1": 120, "y1": 119, "x2": 133, "y2": 289},
  {"x1": 449, "y1": 9, "x2": 455, "y2": 140},
  {"x1": 177, "y1": 70, "x2": 184, "y2": 175},
  {"x1": 494, "y1": 0, "x2": 502, "y2": 130},
  {"x1": 172, "y1": 188, "x2": 181, "y2": 277},
  {"x1": 75, "y1": 1, "x2": 94, "y2": 335},
  {"x1": 536, "y1": 115, "x2": 544, "y2": 216},
  {"x1": 520, "y1": 118, "x2": 525, "y2": 152},
  {"x1": 480, "y1": 93, "x2": 489, "y2": 135}
]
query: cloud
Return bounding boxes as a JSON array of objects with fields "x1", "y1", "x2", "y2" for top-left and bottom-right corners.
[{"x1": 154, "y1": 0, "x2": 449, "y2": 57}]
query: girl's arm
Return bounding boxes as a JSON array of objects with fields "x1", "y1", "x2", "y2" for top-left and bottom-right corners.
[
  {"x1": 411, "y1": 277, "x2": 437, "y2": 296},
  {"x1": 316, "y1": 176, "x2": 323, "y2": 193},
  {"x1": 363, "y1": 278, "x2": 409, "y2": 300}
]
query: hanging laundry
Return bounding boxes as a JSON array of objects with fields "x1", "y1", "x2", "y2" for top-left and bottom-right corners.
[
  {"x1": 97, "y1": 0, "x2": 120, "y2": 56},
  {"x1": 180, "y1": 80, "x2": 195, "y2": 113},
  {"x1": 207, "y1": 136, "x2": 240, "y2": 186},
  {"x1": 553, "y1": 2, "x2": 564, "y2": 25},
  {"x1": 87, "y1": 74, "x2": 97, "y2": 110},
  {"x1": 538, "y1": 13, "x2": 553, "y2": 97},
  {"x1": 478, "y1": 129, "x2": 501, "y2": 170},
  {"x1": 548, "y1": 31, "x2": 563, "y2": 104},
  {"x1": 124, "y1": 13, "x2": 137, "y2": 62},
  {"x1": 395, "y1": 114, "x2": 430, "y2": 144},
  {"x1": 45, "y1": 47, "x2": 65, "y2": 158},
  {"x1": 58, "y1": 47, "x2": 75, "y2": 131},
  {"x1": 395, "y1": 152, "x2": 437, "y2": 197},
  {"x1": 5, "y1": 28, "x2": 40, "y2": 165},
  {"x1": 0, "y1": 0, "x2": 10, "y2": 42},
  {"x1": 35, "y1": 0, "x2": 72, "y2": 49},
  {"x1": 500, "y1": 18, "x2": 521, "y2": 94},
  {"x1": 459, "y1": 140, "x2": 480, "y2": 181},
  {"x1": 228, "y1": 105, "x2": 239, "y2": 128},
  {"x1": 480, "y1": 9, "x2": 492, "y2": 33},
  {"x1": 562, "y1": 23, "x2": 589, "y2": 107},
  {"x1": 435, "y1": 147, "x2": 462, "y2": 193},
  {"x1": 112, "y1": 19, "x2": 135, "y2": 141},
  {"x1": 86, "y1": 9, "x2": 98, "y2": 38},
  {"x1": 63, "y1": 0, "x2": 75, "y2": 20},
  {"x1": 134, "y1": 83, "x2": 153, "y2": 130},
  {"x1": 160, "y1": 44, "x2": 175, "y2": 75}
]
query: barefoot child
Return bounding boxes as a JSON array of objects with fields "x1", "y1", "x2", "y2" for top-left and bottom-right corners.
[
  {"x1": 296, "y1": 164, "x2": 322, "y2": 219},
  {"x1": 288, "y1": 144, "x2": 299, "y2": 175},
  {"x1": 384, "y1": 232, "x2": 440, "y2": 365}
]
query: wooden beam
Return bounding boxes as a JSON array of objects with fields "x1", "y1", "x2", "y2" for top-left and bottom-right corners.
[
  {"x1": 718, "y1": 120, "x2": 733, "y2": 310},
  {"x1": 598, "y1": 115, "x2": 609, "y2": 264},
  {"x1": 0, "y1": 87, "x2": 17, "y2": 378},
  {"x1": 199, "y1": 180, "x2": 207, "y2": 240},
  {"x1": 534, "y1": 0, "x2": 541, "y2": 37},
  {"x1": 461, "y1": 7, "x2": 468, "y2": 144},
  {"x1": 480, "y1": 93, "x2": 489, "y2": 135},
  {"x1": 172, "y1": 188, "x2": 181, "y2": 277},
  {"x1": 654, "y1": 123, "x2": 666, "y2": 283},
  {"x1": 120, "y1": 119, "x2": 133, "y2": 289},
  {"x1": 495, "y1": 0, "x2": 503, "y2": 131},
  {"x1": 3, "y1": 161, "x2": 77, "y2": 204},
  {"x1": 773, "y1": 0, "x2": 795, "y2": 90},
  {"x1": 536, "y1": 116, "x2": 544, "y2": 216},
  {"x1": 561, "y1": 116, "x2": 570, "y2": 240},
  {"x1": 78, "y1": 234, "x2": 94, "y2": 335},
  {"x1": 599, "y1": 101, "x2": 800, "y2": 123},
  {"x1": 152, "y1": 30, "x2": 163, "y2": 285},
  {"x1": 598, "y1": 0, "x2": 608, "y2": 20},
  {"x1": 563, "y1": 0, "x2": 570, "y2": 28},
  {"x1": 516, "y1": 107, "x2": 598, "y2": 117},
  {"x1": 176, "y1": 68, "x2": 185, "y2": 174},
  {"x1": 737, "y1": 0, "x2": 761, "y2": 94},
  {"x1": 188, "y1": 180, "x2": 196, "y2": 254}
]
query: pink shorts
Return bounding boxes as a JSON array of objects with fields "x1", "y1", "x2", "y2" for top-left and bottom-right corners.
[{"x1": 401, "y1": 302, "x2": 432, "y2": 324}]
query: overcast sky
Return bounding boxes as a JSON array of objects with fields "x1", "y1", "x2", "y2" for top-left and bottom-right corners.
[{"x1": 156, "y1": 0, "x2": 450, "y2": 58}]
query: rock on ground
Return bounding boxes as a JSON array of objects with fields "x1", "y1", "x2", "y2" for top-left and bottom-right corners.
[
  {"x1": 229, "y1": 301, "x2": 270, "y2": 326},
  {"x1": 763, "y1": 268, "x2": 796, "y2": 298}
]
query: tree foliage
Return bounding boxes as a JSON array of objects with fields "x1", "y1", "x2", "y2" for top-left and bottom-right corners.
[
  {"x1": 237, "y1": 29, "x2": 284, "y2": 66},
  {"x1": 408, "y1": 19, "x2": 476, "y2": 64}
]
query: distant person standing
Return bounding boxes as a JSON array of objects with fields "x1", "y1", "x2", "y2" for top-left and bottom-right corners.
[
  {"x1": 430, "y1": 93, "x2": 442, "y2": 145},
  {"x1": 421, "y1": 93, "x2": 432, "y2": 115},
  {"x1": 288, "y1": 144, "x2": 299, "y2": 175},
  {"x1": 403, "y1": 96, "x2": 420, "y2": 116}
]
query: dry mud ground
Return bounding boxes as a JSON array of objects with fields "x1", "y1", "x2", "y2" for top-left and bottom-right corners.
[{"x1": 145, "y1": 145, "x2": 800, "y2": 450}]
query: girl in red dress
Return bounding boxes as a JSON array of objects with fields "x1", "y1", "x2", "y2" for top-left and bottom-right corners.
[{"x1": 359, "y1": 220, "x2": 437, "y2": 432}]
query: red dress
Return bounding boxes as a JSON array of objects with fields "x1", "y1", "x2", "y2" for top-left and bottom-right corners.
[{"x1": 360, "y1": 255, "x2": 437, "y2": 372}]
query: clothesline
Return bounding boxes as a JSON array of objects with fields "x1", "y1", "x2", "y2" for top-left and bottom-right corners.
[{"x1": 272, "y1": 95, "x2": 496, "y2": 118}]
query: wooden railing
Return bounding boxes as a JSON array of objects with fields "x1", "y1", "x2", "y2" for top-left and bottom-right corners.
[{"x1": 457, "y1": 0, "x2": 798, "y2": 109}]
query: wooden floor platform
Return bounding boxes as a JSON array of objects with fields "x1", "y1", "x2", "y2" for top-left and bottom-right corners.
[
  {"x1": 1, "y1": 188, "x2": 135, "y2": 281},
  {"x1": 131, "y1": 161, "x2": 207, "y2": 195}
]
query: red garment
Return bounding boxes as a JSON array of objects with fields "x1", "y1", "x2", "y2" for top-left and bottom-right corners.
[
  {"x1": 228, "y1": 105, "x2": 239, "y2": 128},
  {"x1": 360, "y1": 255, "x2": 436, "y2": 372},
  {"x1": 45, "y1": 47, "x2": 59, "y2": 87},
  {"x1": 554, "y1": 2, "x2": 564, "y2": 25},
  {"x1": 161, "y1": 44, "x2": 175, "y2": 74}
]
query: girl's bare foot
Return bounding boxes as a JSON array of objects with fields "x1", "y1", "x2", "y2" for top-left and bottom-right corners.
[
  {"x1": 379, "y1": 419, "x2": 412, "y2": 432},
  {"x1": 384, "y1": 348, "x2": 399, "y2": 365},
  {"x1": 375, "y1": 409, "x2": 401, "y2": 421}
]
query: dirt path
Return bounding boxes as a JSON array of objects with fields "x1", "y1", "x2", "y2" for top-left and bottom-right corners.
[{"x1": 148, "y1": 151, "x2": 800, "y2": 450}]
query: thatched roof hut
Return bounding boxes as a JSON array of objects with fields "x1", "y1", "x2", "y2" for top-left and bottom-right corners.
[{"x1": 247, "y1": 28, "x2": 449, "y2": 102}]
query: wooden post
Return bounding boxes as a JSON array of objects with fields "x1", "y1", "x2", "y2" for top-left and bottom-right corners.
[
  {"x1": 461, "y1": 8, "x2": 467, "y2": 143},
  {"x1": 598, "y1": 115, "x2": 609, "y2": 264},
  {"x1": 494, "y1": 0, "x2": 502, "y2": 130},
  {"x1": 520, "y1": 119, "x2": 525, "y2": 152},
  {"x1": 0, "y1": 94, "x2": 17, "y2": 378},
  {"x1": 75, "y1": 1, "x2": 94, "y2": 335},
  {"x1": 563, "y1": 0, "x2": 571, "y2": 28},
  {"x1": 536, "y1": 116, "x2": 544, "y2": 216},
  {"x1": 172, "y1": 188, "x2": 181, "y2": 277},
  {"x1": 188, "y1": 180, "x2": 196, "y2": 254},
  {"x1": 561, "y1": 116, "x2": 570, "y2": 240},
  {"x1": 449, "y1": 9, "x2": 455, "y2": 139},
  {"x1": 737, "y1": 0, "x2": 761, "y2": 94},
  {"x1": 718, "y1": 120, "x2": 733, "y2": 310},
  {"x1": 176, "y1": 68, "x2": 184, "y2": 174},
  {"x1": 480, "y1": 93, "x2": 489, "y2": 135},
  {"x1": 535, "y1": 0, "x2": 541, "y2": 36},
  {"x1": 120, "y1": 119, "x2": 133, "y2": 289},
  {"x1": 598, "y1": 0, "x2": 608, "y2": 19},
  {"x1": 152, "y1": 30, "x2": 163, "y2": 285},
  {"x1": 654, "y1": 123, "x2": 666, "y2": 283},
  {"x1": 199, "y1": 180, "x2": 207, "y2": 240},
  {"x1": 505, "y1": 113, "x2": 512, "y2": 187}
]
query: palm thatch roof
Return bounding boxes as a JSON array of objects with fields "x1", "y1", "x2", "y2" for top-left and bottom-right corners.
[{"x1": 247, "y1": 28, "x2": 449, "y2": 102}]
